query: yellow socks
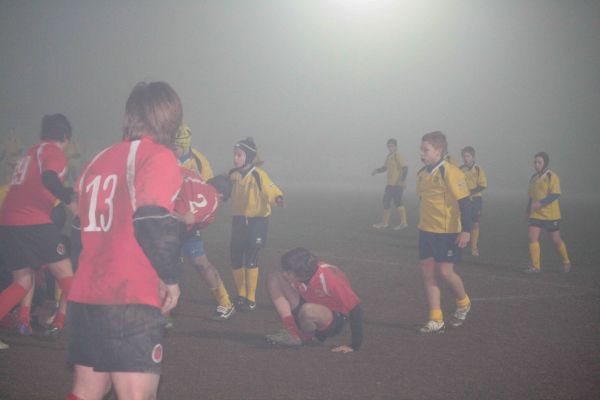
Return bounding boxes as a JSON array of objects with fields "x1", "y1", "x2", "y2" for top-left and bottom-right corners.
[
  {"x1": 456, "y1": 294, "x2": 471, "y2": 310},
  {"x1": 429, "y1": 309, "x2": 443, "y2": 322},
  {"x1": 556, "y1": 242, "x2": 571, "y2": 266},
  {"x1": 397, "y1": 206, "x2": 407, "y2": 225},
  {"x1": 232, "y1": 268, "x2": 246, "y2": 298},
  {"x1": 245, "y1": 267, "x2": 259, "y2": 303},
  {"x1": 529, "y1": 242, "x2": 541, "y2": 270},
  {"x1": 211, "y1": 280, "x2": 232, "y2": 308}
]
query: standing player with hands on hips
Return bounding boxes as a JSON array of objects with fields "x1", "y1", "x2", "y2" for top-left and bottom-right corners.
[{"x1": 66, "y1": 81, "x2": 184, "y2": 400}]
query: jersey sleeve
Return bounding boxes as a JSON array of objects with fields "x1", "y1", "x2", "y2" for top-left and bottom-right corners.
[
  {"x1": 259, "y1": 170, "x2": 283, "y2": 204},
  {"x1": 478, "y1": 166, "x2": 488, "y2": 188},
  {"x1": 40, "y1": 144, "x2": 68, "y2": 176},
  {"x1": 447, "y1": 166, "x2": 470, "y2": 201},
  {"x1": 192, "y1": 149, "x2": 214, "y2": 181},
  {"x1": 325, "y1": 268, "x2": 360, "y2": 314},
  {"x1": 549, "y1": 173, "x2": 561, "y2": 195},
  {"x1": 135, "y1": 149, "x2": 182, "y2": 212}
]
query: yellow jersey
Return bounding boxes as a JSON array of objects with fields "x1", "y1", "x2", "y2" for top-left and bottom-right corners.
[
  {"x1": 385, "y1": 151, "x2": 407, "y2": 186},
  {"x1": 459, "y1": 163, "x2": 487, "y2": 198},
  {"x1": 417, "y1": 161, "x2": 470, "y2": 233},
  {"x1": 528, "y1": 169, "x2": 561, "y2": 220},
  {"x1": 179, "y1": 148, "x2": 214, "y2": 181},
  {"x1": 0, "y1": 184, "x2": 8, "y2": 208},
  {"x1": 229, "y1": 167, "x2": 283, "y2": 217}
]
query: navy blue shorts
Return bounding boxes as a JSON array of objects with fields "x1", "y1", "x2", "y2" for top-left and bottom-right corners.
[
  {"x1": 181, "y1": 235, "x2": 206, "y2": 258},
  {"x1": 470, "y1": 197, "x2": 482, "y2": 223},
  {"x1": 382, "y1": 185, "x2": 404, "y2": 209},
  {"x1": 419, "y1": 230, "x2": 461, "y2": 263},
  {"x1": 230, "y1": 216, "x2": 268, "y2": 268},
  {"x1": 529, "y1": 218, "x2": 560, "y2": 232},
  {"x1": 292, "y1": 299, "x2": 347, "y2": 342},
  {"x1": 67, "y1": 302, "x2": 166, "y2": 373},
  {"x1": 0, "y1": 223, "x2": 69, "y2": 271}
]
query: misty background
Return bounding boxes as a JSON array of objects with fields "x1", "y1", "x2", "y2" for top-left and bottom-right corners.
[{"x1": 1, "y1": 0, "x2": 599, "y2": 199}]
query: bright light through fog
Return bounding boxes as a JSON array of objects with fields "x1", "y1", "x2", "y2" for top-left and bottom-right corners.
[{"x1": 322, "y1": 0, "x2": 395, "y2": 18}]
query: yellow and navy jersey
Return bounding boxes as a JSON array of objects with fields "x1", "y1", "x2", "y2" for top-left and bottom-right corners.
[
  {"x1": 416, "y1": 161, "x2": 470, "y2": 233},
  {"x1": 444, "y1": 154, "x2": 459, "y2": 167},
  {"x1": 178, "y1": 148, "x2": 214, "y2": 181},
  {"x1": 384, "y1": 151, "x2": 407, "y2": 186},
  {"x1": 528, "y1": 169, "x2": 561, "y2": 220},
  {"x1": 459, "y1": 163, "x2": 487, "y2": 198},
  {"x1": 229, "y1": 167, "x2": 283, "y2": 217}
]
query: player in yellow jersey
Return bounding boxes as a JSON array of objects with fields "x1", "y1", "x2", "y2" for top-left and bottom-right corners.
[
  {"x1": 460, "y1": 146, "x2": 487, "y2": 256},
  {"x1": 229, "y1": 138, "x2": 283, "y2": 311},
  {"x1": 524, "y1": 152, "x2": 571, "y2": 273},
  {"x1": 416, "y1": 131, "x2": 472, "y2": 333},
  {"x1": 0, "y1": 129, "x2": 24, "y2": 185},
  {"x1": 173, "y1": 125, "x2": 235, "y2": 319},
  {"x1": 371, "y1": 139, "x2": 408, "y2": 230}
]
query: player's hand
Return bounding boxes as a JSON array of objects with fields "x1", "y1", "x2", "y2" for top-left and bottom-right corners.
[
  {"x1": 371, "y1": 169, "x2": 377, "y2": 176},
  {"x1": 456, "y1": 232, "x2": 470, "y2": 248},
  {"x1": 275, "y1": 196, "x2": 284, "y2": 207},
  {"x1": 532, "y1": 201, "x2": 542, "y2": 211},
  {"x1": 183, "y1": 211, "x2": 195, "y2": 225},
  {"x1": 66, "y1": 200, "x2": 78, "y2": 216},
  {"x1": 160, "y1": 283, "x2": 181, "y2": 315},
  {"x1": 331, "y1": 345, "x2": 354, "y2": 353}
]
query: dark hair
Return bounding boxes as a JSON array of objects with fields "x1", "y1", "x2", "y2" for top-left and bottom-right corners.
[
  {"x1": 387, "y1": 138, "x2": 397, "y2": 146},
  {"x1": 534, "y1": 151, "x2": 549, "y2": 169},
  {"x1": 461, "y1": 146, "x2": 475, "y2": 157},
  {"x1": 234, "y1": 137, "x2": 257, "y2": 165},
  {"x1": 207, "y1": 174, "x2": 232, "y2": 202},
  {"x1": 281, "y1": 247, "x2": 318, "y2": 281},
  {"x1": 422, "y1": 131, "x2": 447, "y2": 154},
  {"x1": 123, "y1": 81, "x2": 183, "y2": 147},
  {"x1": 41, "y1": 114, "x2": 72, "y2": 142}
]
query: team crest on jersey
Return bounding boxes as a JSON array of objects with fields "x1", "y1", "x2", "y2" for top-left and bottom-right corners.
[
  {"x1": 255, "y1": 237, "x2": 263, "y2": 245},
  {"x1": 151, "y1": 344, "x2": 163, "y2": 363},
  {"x1": 56, "y1": 243, "x2": 66, "y2": 256},
  {"x1": 447, "y1": 249, "x2": 454, "y2": 257}
]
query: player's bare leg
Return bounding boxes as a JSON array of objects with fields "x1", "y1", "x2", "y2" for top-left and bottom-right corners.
[
  {"x1": 549, "y1": 230, "x2": 571, "y2": 273},
  {"x1": 70, "y1": 365, "x2": 111, "y2": 400},
  {"x1": 266, "y1": 272, "x2": 305, "y2": 346},
  {"x1": 111, "y1": 372, "x2": 160, "y2": 400},
  {"x1": 190, "y1": 255, "x2": 234, "y2": 319},
  {"x1": 419, "y1": 258, "x2": 445, "y2": 333}
]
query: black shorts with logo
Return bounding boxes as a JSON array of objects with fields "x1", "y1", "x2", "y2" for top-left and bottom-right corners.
[
  {"x1": 0, "y1": 223, "x2": 69, "y2": 271},
  {"x1": 419, "y1": 230, "x2": 462, "y2": 263},
  {"x1": 67, "y1": 302, "x2": 166, "y2": 374},
  {"x1": 292, "y1": 299, "x2": 348, "y2": 342},
  {"x1": 230, "y1": 216, "x2": 269, "y2": 268},
  {"x1": 528, "y1": 218, "x2": 560, "y2": 232}
]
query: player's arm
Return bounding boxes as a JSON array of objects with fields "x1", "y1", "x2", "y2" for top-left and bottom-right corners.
[
  {"x1": 261, "y1": 171, "x2": 284, "y2": 207},
  {"x1": 41, "y1": 170, "x2": 74, "y2": 204},
  {"x1": 133, "y1": 205, "x2": 183, "y2": 285},
  {"x1": 371, "y1": 165, "x2": 386, "y2": 176}
]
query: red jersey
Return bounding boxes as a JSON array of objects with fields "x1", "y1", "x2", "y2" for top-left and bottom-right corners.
[
  {"x1": 68, "y1": 137, "x2": 182, "y2": 307},
  {"x1": 174, "y1": 167, "x2": 219, "y2": 229},
  {"x1": 292, "y1": 262, "x2": 361, "y2": 315},
  {"x1": 0, "y1": 141, "x2": 67, "y2": 226}
]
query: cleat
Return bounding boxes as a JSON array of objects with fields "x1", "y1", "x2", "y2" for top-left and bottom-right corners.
[
  {"x1": 393, "y1": 223, "x2": 408, "y2": 231},
  {"x1": 523, "y1": 266, "x2": 541, "y2": 274},
  {"x1": 371, "y1": 223, "x2": 389, "y2": 229},
  {"x1": 234, "y1": 296, "x2": 256, "y2": 312},
  {"x1": 0, "y1": 339, "x2": 9, "y2": 350},
  {"x1": 17, "y1": 322, "x2": 33, "y2": 336},
  {"x1": 449, "y1": 304, "x2": 471, "y2": 327},
  {"x1": 471, "y1": 249, "x2": 480, "y2": 257},
  {"x1": 419, "y1": 320, "x2": 445, "y2": 334},
  {"x1": 265, "y1": 329, "x2": 302, "y2": 347},
  {"x1": 43, "y1": 326, "x2": 62, "y2": 341},
  {"x1": 246, "y1": 300, "x2": 256, "y2": 311},
  {"x1": 212, "y1": 304, "x2": 235, "y2": 320}
]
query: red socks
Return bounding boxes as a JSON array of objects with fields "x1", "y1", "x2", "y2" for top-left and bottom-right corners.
[
  {"x1": 0, "y1": 282, "x2": 27, "y2": 321},
  {"x1": 282, "y1": 315, "x2": 301, "y2": 337},
  {"x1": 19, "y1": 305, "x2": 31, "y2": 325}
]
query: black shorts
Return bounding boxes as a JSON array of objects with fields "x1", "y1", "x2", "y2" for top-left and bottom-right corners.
[
  {"x1": 382, "y1": 185, "x2": 404, "y2": 209},
  {"x1": 292, "y1": 300, "x2": 348, "y2": 342},
  {"x1": 0, "y1": 224, "x2": 69, "y2": 271},
  {"x1": 230, "y1": 216, "x2": 268, "y2": 268},
  {"x1": 67, "y1": 302, "x2": 166, "y2": 374},
  {"x1": 470, "y1": 197, "x2": 482, "y2": 223},
  {"x1": 419, "y1": 230, "x2": 461, "y2": 263},
  {"x1": 529, "y1": 218, "x2": 560, "y2": 232}
]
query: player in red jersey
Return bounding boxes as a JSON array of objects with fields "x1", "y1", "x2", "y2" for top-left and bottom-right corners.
[
  {"x1": 0, "y1": 114, "x2": 76, "y2": 342},
  {"x1": 266, "y1": 247, "x2": 364, "y2": 353},
  {"x1": 66, "y1": 82, "x2": 183, "y2": 400},
  {"x1": 173, "y1": 167, "x2": 234, "y2": 320}
]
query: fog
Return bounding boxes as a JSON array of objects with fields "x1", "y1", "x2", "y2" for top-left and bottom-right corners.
[{"x1": 1, "y1": 0, "x2": 599, "y2": 198}]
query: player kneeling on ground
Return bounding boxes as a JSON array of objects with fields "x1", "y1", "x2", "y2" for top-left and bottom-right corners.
[{"x1": 266, "y1": 247, "x2": 363, "y2": 353}]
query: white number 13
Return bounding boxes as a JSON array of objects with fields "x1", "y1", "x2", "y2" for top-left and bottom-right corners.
[{"x1": 84, "y1": 174, "x2": 117, "y2": 232}]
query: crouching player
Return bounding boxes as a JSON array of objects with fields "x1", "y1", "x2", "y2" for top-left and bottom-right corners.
[
  {"x1": 417, "y1": 131, "x2": 472, "y2": 333},
  {"x1": 174, "y1": 168, "x2": 235, "y2": 320},
  {"x1": 266, "y1": 247, "x2": 363, "y2": 353}
]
